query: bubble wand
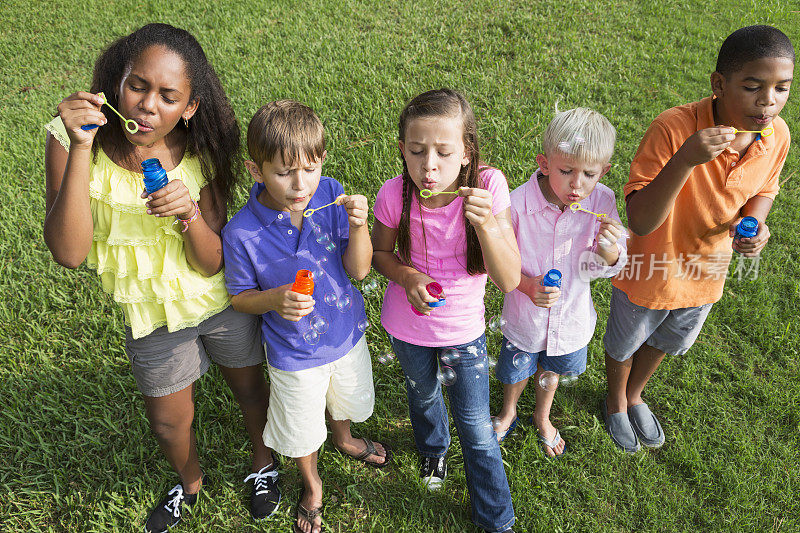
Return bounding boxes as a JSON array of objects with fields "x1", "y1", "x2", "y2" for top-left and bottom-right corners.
[
  {"x1": 81, "y1": 93, "x2": 139, "y2": 134},
  {"x1": 569, "y1": 202, "x2": 606, "y2": 219},
  {"x1": 303, "y1": 194, "x2": 345, "y2": 218},
  {"x1": 731, "y1": 126, "x2": 774, "y2": 137},
  {"x1": 420, "y1": 189, "x2": 458, "y2": 198}
]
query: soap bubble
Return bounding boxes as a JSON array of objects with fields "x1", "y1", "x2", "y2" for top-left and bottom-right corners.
[
  {"x1": 488, "y1": 357, "x2": 497, "y2": 370},
  {"x1": 317, "y1": 256, "x2": 328, "y2": 266},
  {"x1": 357, "y1": 390, "x2": 373, "y2": 404},
  {"x1": 439, "y1": 348, "x2": 460, "y2": 366},
  {"x1": 316, "y1": 233, "x2": 332, "y2": 246},
  {"x1": 324, "y1": 293, "x2": 337, "y2": 306},
  {"x1": 512, "y1": 352, "x2": 532, "y2": 370},
  {"x1": 310, "y1": 315, "x2": 328, "y2": 334},
  {"x1": 336, "y1": 294, "x2": 352, "y2": 312},
  {"x1": 325, "y1": 241, "x2": 337, "y2": 253},
  {"x1": 362, "y1": 279, "x2": 380, "y2": 295},
  {"x1": 357, "y1": 319, "x2": 370, "y2": 333},
  {"x1": 303, "y1": 329, "x2": 320, "y2": 345},
  {"x1": 474, "y1": 357, "x2": 491, "y2": 375},
  {"x1": 538, "y1": 370, "x2": 580, "y2": 391},
  {"x1": 487, "y1": 315, "x2": 507, "y2": 332},
  {"x1": 312, "y1": 266, "x2": 325, "y2": 279},
  {"x1": 504, "y1": 340, "x2": 517, "y2": 352},
  {"x1": 309, "y1": 220, "x2": 323, "y2": 235},
  {"x1": 436, "y1": 366, "x2": 457, "y2": 386},
  {"x1": 377, "y1": 352, "x2": 395, "y2": 365}
]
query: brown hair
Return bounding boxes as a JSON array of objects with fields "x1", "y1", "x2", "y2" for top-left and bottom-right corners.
[
  {"x1": 247, "y1": 100, "x2": 325, "y2": 167},
  {"x1": 397, "y1": 88, "x2": 486, "y2": 275}
]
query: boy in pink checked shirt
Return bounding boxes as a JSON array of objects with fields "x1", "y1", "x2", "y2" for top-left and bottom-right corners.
[{"x1": 491, "y1": 108, "x2": 627, "y2": 457}]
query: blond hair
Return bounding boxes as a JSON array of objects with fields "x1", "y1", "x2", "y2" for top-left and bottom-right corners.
[
  {"x1": 247, "y1": 100, "x2": 325, "y2": 167},
  {"x1": 542, "y1": 107, "x2": 616, "y2": 165}
]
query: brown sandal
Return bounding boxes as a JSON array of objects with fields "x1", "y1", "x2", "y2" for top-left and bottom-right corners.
[
  {"x1": 343, "y1": 437, "x2": 393, "y2": 469},
  {"x1": 292, "y1": 490, "x2": 323, "y2": 533}
]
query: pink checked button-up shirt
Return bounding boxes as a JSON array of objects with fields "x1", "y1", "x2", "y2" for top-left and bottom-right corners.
[{"x1": 501, "y1": 170, "x2": 628, "y2": 356}]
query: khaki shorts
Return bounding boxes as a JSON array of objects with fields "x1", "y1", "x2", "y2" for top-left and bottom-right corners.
[
  {"x1": 262, "y1": 335, "x2": 374, "y2": 458},
  {"x1": 124, "y1": 306, "x2": 264, "y2": 397}
]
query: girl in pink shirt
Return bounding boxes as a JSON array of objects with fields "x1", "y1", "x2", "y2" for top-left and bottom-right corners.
[{"x1": 372, "y1": 89, "x2": 520, "y2": 533}]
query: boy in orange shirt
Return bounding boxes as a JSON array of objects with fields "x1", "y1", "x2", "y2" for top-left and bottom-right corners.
[{"x1": 603, "y1": 25, "x2": 794, "y2": 453}]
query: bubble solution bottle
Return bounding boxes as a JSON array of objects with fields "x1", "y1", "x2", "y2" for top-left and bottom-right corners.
[
  {"x1": 541, "y1": 269, "x2": 562, "y2": 288},
  {"x1": 411, "y1": 281, "x2": 446, "y2": 316},
  {"x1": 733, "y1": 217, "x2": 758, "y2": 253},
  {"x1": 292, "y1": 270, "x2": 315, "y2": 296},
  {"x1": 141, "y1": 158, "x2": 169, "y2": 194}
]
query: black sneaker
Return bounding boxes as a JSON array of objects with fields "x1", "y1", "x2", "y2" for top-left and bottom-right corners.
[
  {"x1": 144, "y1": 483, "x2": 199, "y2": 533},
  {"x1": 419, "y1": 456, "x2": 447, "y2": 490},
  {"x1": 243, "y1": 462, "x2": 281, "y2": 520}
]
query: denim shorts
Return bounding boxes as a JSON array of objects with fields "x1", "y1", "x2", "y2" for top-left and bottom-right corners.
[
  {"x1": 495, "y1": 336, "x2": 588, "y2": 385},
  {"x1": 124, "y1": 306, "x2": 264, "y2": 397},
  {"x1": 603, "y1": 286, "x2": 713, "y2": 362}
]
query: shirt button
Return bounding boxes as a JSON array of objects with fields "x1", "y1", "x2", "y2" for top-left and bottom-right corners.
[
  {"x1": 278, "y1": 213, "x2": 283, "y2": 219},
  {"x1": 731, "y1": 162, "x2": 737, "y2": 167},
  {"x1": 288, "y1": 229, "x2": 293, "y2": 235}
]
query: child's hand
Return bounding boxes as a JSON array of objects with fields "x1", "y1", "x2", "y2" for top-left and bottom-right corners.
[
  {"x1": 272, "y1": 283, "x2": 315, "y2": 321},
  {"x1": 677, "y1": 127, "x2": 736, "y2": 167},
  {"x1": 141, "y1": 180, "x2": 197, "y2": 220},
  {"x1": 596, "y1": 218, "x2": 625, "y2": 250},
  {"x1": 458, "y1": 187, "x2": 494, "y2": 227},
  {"x1": 57, "y1": 92, "x2": 107, "y2": 148},
  {"x1": 523, "y1": 274, "x2": 561, "y2": 308},
  {"x1": 338, "y1": 194, "x2": 368, "y2": 227},
  {"x1": 402, "y1": 272, "x2": 440, "y2": 315},
  {"x1": 729, "y1": 218, "x2": 771, "y2": 256}
]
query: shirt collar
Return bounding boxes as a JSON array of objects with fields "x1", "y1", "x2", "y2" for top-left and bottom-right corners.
[
  {"x1": 246, "y1": 182, "x2": 283, "y2": 228},
  {"x1": 525, "y1": 168, "x2": 563, "y2": 215}
]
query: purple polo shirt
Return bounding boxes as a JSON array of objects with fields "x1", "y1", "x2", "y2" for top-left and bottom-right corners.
[{"x1": 222, "y1": 177, "x2": 366, "y2": 371}]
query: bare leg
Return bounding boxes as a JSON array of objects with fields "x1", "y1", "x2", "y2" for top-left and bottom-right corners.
[
  {"x1": 605, "y1": 352, "x2": 633, "y2": 415},
  {"x1": 493, "y1": 378, "x2": 529, "y2": 441},
  {"x1": 143, "y1": 383, "x2": 202, "y2": 494},
  {"x1": 531, "y1": 366, "x2": 565, "y2": 456},
  {"x1": 295, "y1": 452, "x2": 323, "y2": 533},
  {"x1": 625, "y1": 344, "x2": 666, "y2": 407},
  {"x1": 328, "y1": 414, "x2": 387, "y2": 465},
  {"x1": 218, "y1": 364, "x2": 273, "y2": 471}
]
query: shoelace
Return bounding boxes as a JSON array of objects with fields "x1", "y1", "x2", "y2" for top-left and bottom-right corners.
[
  {"x1": 422, "y1": 457, "x2": 444, "y2": 477},
  {"x1": 164, "y1": 485, "x2": 185, "y2": 518},
  {"x1": 244, "y1": 467, "x2": 279, "y2": 496}
]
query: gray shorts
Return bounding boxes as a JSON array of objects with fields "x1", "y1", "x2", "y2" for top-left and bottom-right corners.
[
  {"x1": 604, "y1": 286, "x2": 713, "y2": 362},
  {"x1": 125, "y1": 306, "x2": 264, "y2": 397}
]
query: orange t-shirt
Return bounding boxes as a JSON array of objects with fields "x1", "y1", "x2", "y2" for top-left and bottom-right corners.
[{"x1": 613, "y1": 96, "x2": 789, "y2": 309}]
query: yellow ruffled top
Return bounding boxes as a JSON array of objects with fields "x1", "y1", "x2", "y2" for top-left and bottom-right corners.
[{"x1": 45, "y1": 117, "x2": 230, "y2": 339}]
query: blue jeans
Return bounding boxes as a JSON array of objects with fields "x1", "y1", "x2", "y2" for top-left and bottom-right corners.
[{"x1": 389, "y1": 334, "x2": 515, "y2": 532}]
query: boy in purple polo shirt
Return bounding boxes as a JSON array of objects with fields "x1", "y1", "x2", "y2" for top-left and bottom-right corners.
[
  {"x1": 222, "y1": 100, "x2": 391, "y2": 533},
  {"x1": 491, "y1": 108, "x2": 627, "y2": 457}
]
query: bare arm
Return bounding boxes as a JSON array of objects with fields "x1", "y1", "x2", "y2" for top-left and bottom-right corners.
[
  {"x1": 627, "y1": 127, "x2": 736, "y2": 236},
  {"x1": 339, "y1": 194, "x2": 372, "y2": 281},
  {"x1": 729, "y1": 195, "x2": 774, "y2": 256},
  {"x1": 230, "y1": 284, "x2": 314, "y2": 321}
]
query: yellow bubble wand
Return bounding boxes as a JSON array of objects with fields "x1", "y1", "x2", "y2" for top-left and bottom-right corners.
[
  {"x1": 569, "y1": 202, "x2": 606, "y2": 219},
  {"x1": 303, "y1": 194, "x2": 346, "y2": 218},
  {"x1": 731, "y1": 126, "x2": 774, "y2": 137},
  {"x1": 420, "y1": 189, "x2": 459, "y2": 198}
]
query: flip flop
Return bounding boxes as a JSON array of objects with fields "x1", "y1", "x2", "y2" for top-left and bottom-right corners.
[
  {"x1": 496, "y1": 416, "x2": 519, "y2": 443},
  {"x1": 537, "y1": 429, "x2": 568, "y2": 457},
  {"x1": 341, "y1": 437, "x2": 393, "y2": 468},
  {"x1": 292, "y1": 489, "x2": 323, "y2": 533}
]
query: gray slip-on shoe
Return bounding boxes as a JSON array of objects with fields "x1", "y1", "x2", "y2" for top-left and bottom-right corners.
[
  {"x1": 627, "y1": 403, "x2": 665, "y2": 448},
  {"x1": 602, "y1": 399, "x2": 641, "y2": 453}
]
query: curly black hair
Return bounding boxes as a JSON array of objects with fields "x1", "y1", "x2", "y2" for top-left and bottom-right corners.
[{"x1": 89, "y1": 23, "x2": 241, "y2": 208}]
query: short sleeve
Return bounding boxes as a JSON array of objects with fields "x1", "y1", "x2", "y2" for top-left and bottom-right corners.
[
  {"x1": 45, "y1": 116, "x2": 71, "y2": 151},
  {"x1": 481, "y1": 168, "x2": 511, "y2": 214},
  {"x1": 625, "y1": 119, "x2": 680, "y2": 198},
  {"x1": 222, "y1": 231, "x2": 259, "y2": 295},
  {"x1": 373, "y1": 176, "x2": 403, "y2": 229}
]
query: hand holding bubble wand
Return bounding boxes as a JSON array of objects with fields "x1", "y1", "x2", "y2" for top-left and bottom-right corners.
[{"x1": 81, "y1": 93, "x2": 139, "y2": 134}]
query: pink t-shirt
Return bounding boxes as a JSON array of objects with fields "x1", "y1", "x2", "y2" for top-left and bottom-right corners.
[{"x1": 374, "y1": 168, "x2": 511, "y2": 347}]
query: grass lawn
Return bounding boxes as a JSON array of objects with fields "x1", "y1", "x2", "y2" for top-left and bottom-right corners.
[{"x1": 1, "y1": 0, "x2": 799, "y2": 531}]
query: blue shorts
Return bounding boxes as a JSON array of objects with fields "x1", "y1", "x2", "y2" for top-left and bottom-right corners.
[{"x1": 495, "y1": 336, "x2": 588, "y2": 385}]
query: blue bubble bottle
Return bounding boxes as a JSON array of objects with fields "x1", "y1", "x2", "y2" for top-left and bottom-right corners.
[
  {"x1": 541, "y1": 269, "x2": 562, "y2": 288},
  {"x1": 734, "y1": 217, "x2": 758, "y2": 244},
  {"x1": 141, "y1": 158, "x2": 169, "y2": 194}
]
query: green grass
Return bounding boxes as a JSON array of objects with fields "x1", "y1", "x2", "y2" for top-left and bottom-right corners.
[{"x1": 2, "y1": 0, "x2": 799, "y2": 531}]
